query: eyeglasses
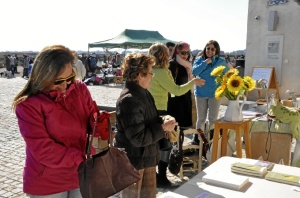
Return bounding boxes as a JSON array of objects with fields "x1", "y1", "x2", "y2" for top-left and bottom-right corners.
[
  {"x1": 179, "y1": 51, "x2": 190, "y2": 55},
  {"x1": 206, "y1": 47, "x2": 216, "y2": 52},
  {"x1": 147, "y1": 72, "x2": 155, "y2": 77},
  {"x1": 54, "y1": 72, "x2": 76, "y2": 85}
]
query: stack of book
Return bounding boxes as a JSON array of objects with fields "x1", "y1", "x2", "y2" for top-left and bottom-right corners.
[
  {"x1": 202, "y1": 171, "x2": 249, "y2": 191},
  {"x1": 266, "y1": 171, "x2": 300, "y2": 186},
  {"x1": 231, "y1": 162, "x2": 268, "y2": 177}
]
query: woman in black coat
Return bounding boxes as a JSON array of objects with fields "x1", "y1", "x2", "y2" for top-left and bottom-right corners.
[{"x1": 115, "y1": 52, "x2": 177, "y2": 198}]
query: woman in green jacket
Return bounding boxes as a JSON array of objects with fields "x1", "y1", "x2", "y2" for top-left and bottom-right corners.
[{"x1": 148, "y1": 42, "x2": 205, "y2": 188}]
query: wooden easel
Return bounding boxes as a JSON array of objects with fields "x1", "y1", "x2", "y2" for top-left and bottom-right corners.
[{"x1": 251, "y1": 66, "x2": 280, "y2": 100}]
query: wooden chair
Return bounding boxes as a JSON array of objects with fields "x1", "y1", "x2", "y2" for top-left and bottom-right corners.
[
  {"x1": 250, "y1": 131, "x2": 292, "y2": 165},
  {"x1": 179, "y1": 128, "x2": 203, "y2": 179}
]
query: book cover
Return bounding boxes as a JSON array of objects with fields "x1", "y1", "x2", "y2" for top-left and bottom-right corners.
[
  {"x1": 266, "y1": 171, "x2": 300, "y2": 186},
  {"x1": 254, "y1": 160, "x2": 275, "y2": 171},
  {"x1": 202, "y1": 172, "x2": 249, "y2": 191}
]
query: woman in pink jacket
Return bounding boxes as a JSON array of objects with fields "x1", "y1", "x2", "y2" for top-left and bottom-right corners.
[{"x1": 12, "y1": 45, "x2": 98, "y2": 197}]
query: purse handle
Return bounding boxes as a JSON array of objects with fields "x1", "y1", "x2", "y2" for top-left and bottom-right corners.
[
  {"x1": 178, "y1": 127, "x2": 184, "y2": 152},
  {"x1": 86, "y1": 112, "x2": 112, "y2": 159}
]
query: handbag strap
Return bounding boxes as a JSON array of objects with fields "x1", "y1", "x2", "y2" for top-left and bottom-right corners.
[
  {"x1": 86, "y1": 114, "x2": 98, "y2": 158},
  {"x1": 178, "y1": 127, "x2": 184, "y2": 151},
  {"x1": 86, "y1": 112, "x2": 112, "y2": 158},
  {"x1": 108, "y1": 118, "x2": 113, "y2": 146}
]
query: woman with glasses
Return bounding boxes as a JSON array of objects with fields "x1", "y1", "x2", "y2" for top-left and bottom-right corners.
[
  {"x1": 148, "y1": 42, "x2": 205, "y2": 188},
  {"x1": 12, "y1": 45, "x2": 102, "y2": 198},
  {"x1": 115, "y1": 52, "x2": 177, "y2": 198},
  {"x1": 192, "y1": 40, "x2": 231, "y2": 156},
  {"x1": 168, "y1": 41, "x2": 195, "y2": 130}
]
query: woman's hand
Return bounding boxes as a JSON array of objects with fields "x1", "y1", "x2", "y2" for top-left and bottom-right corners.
[
  {"x1": 161, "y1": 115, "x2": 177, "y2": 132},
  {"x1": 205, "y1": 58, "x2": 212, "y2": 64},
  {"x1": 193, "y1": 78, "x2": 206, "y2": 87}
]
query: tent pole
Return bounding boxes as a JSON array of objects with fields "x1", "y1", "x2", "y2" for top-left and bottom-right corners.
[{"x1": 124, "y1": 45, "x2": 127, "y2": 58}]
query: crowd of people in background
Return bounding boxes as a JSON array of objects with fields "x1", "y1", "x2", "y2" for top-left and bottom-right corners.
[
  {"x1": 1, "y1": 54, "x2": 33, "y2": 78},
  {"x1": 1, "y1": 51, "x2": 245, "y2": 83}
]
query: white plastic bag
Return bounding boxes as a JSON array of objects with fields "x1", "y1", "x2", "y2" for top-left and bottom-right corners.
[{"x1": 96, "y1": 60, "x2": 102, "y2": 67}]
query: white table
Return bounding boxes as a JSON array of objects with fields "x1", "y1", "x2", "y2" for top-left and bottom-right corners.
[{"x1": 161, "y1": 156, "x2": 300, "y2": 198}]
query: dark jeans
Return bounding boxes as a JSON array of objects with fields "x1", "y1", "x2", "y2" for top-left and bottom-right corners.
[
  {"x1": 10, "y1": 65, "x2": 15, "y2": 76},
  {"x1": 23, "y1": 68, "x2": 29, "y2": 77}
]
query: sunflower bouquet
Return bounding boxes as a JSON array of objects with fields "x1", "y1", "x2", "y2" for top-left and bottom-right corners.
[{"x1": 210, "y1": 66, "x2": 256, "y2": 100}]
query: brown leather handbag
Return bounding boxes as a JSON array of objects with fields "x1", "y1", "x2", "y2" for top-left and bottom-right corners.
[{"x1": 78, "y1": 111, "x2": 140, "y2": 198}]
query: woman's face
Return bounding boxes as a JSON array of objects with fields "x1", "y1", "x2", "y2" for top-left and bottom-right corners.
[
  {"x1": 177, "y1": 46, "x2": 190, "y2": 60},
  {"x1": 138, "y1": 66, "x2": 154, "y2": 89},
  {"x1": 205, "y1": 43, "x2": 216, "y2": 58},
  {"x1": 49, "y1": 63, "x2": 74, "y2": 93}
]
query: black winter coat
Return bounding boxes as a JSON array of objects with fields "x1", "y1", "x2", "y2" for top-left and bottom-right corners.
[
  {"x1": 115, "y1": 82, "x2": 165, "y2": 170},
  {"x1": 167, "y1": 60, "x2": 193, "y2": 127}
]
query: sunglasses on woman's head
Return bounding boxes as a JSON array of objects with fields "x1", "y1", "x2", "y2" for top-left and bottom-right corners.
[
  {"x1": 54, "y1": 72, "x2": 76, "y2": 85},
  {"x1": 206, "y1": 47, "x2": 216, "y2": 52},
  {"x1": 179, "y1": 51, "x2": 190, "y2": 55}
]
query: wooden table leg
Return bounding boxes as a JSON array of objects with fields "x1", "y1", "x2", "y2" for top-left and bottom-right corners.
[
  {"x1": 236, "y1": 127, "x2": 243, "y2": 158},
  {"x1": 211, "y1": 124, "x2": 220, "y2": 164}
]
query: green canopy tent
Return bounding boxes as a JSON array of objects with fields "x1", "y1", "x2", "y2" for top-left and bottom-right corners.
[{"x1": 88, "y1": 29, "x2": 177, "y2": 53}]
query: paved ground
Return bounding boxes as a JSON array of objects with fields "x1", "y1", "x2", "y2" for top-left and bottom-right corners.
[{"x1": 0, "y1": 67, "x2": 204, "y2": 197}]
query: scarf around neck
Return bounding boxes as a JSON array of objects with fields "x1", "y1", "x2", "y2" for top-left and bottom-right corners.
[{"x1": 176, "y1": 54, "x2": 194, "y2": 81}]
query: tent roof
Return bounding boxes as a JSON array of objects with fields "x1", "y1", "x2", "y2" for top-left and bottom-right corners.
[{"x1": 88, "y1": 29, "x2": 177, "y2": 49}]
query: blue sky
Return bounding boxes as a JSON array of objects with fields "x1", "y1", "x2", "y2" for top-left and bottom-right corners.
[{"x1": 0, "y1": 0, "x2": 248, "y2": 52}]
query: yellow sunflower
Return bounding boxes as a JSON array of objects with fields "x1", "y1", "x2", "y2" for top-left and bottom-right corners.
[
  {"x1": 243, "y1": 76, "x2": 256, "y2": 91},
  {"x1": 215, "y1": 85, "x2": 226, "y2": 99},
  {"x1": 227, "y1": 75, "x2": 244, "y2": 92},
  {"x1": 223, "y1": 68, "x2": 239, "y2": 81},
  {"x1": 211, "y1": 66, "x2": 225, "y2": 76},
  {"x1": 215, "y1": 76, "x2": 223, "y2": 84}
]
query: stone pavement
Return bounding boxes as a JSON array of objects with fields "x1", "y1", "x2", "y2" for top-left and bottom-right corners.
[{"x1": 0, "y1": 69, "x2": 204, "y2": 198}]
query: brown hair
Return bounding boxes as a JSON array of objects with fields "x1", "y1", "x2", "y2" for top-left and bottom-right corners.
[
  {"x1": 198, "y1": 40, "x2": 221, "y2": 59},
  {"x1": 12, "y1": 45, "x2": 75, "y2": 110},
  {"x1": 122, "y1": 52, "x2": 156, "y2": 83}
]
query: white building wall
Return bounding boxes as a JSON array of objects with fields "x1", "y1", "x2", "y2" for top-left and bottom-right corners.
[{"x1": 246, "y1": 0, "x2": 300, "y2": 100}]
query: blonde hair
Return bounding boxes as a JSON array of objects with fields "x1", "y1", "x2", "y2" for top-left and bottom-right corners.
[
  {"x1": 122, "y1": 52, "x2": 156, "y2": 83},
  {"x1": 148, "y1": 42, "x2": 169, "y2": 69},
  {"x1": 12, "y1": 45, "x2": 75, "y2": 110}
]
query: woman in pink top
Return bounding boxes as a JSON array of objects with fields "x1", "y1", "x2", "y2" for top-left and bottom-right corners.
[{"x1": 12, "y1": 45, "x2": 100, "y2": 197}]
